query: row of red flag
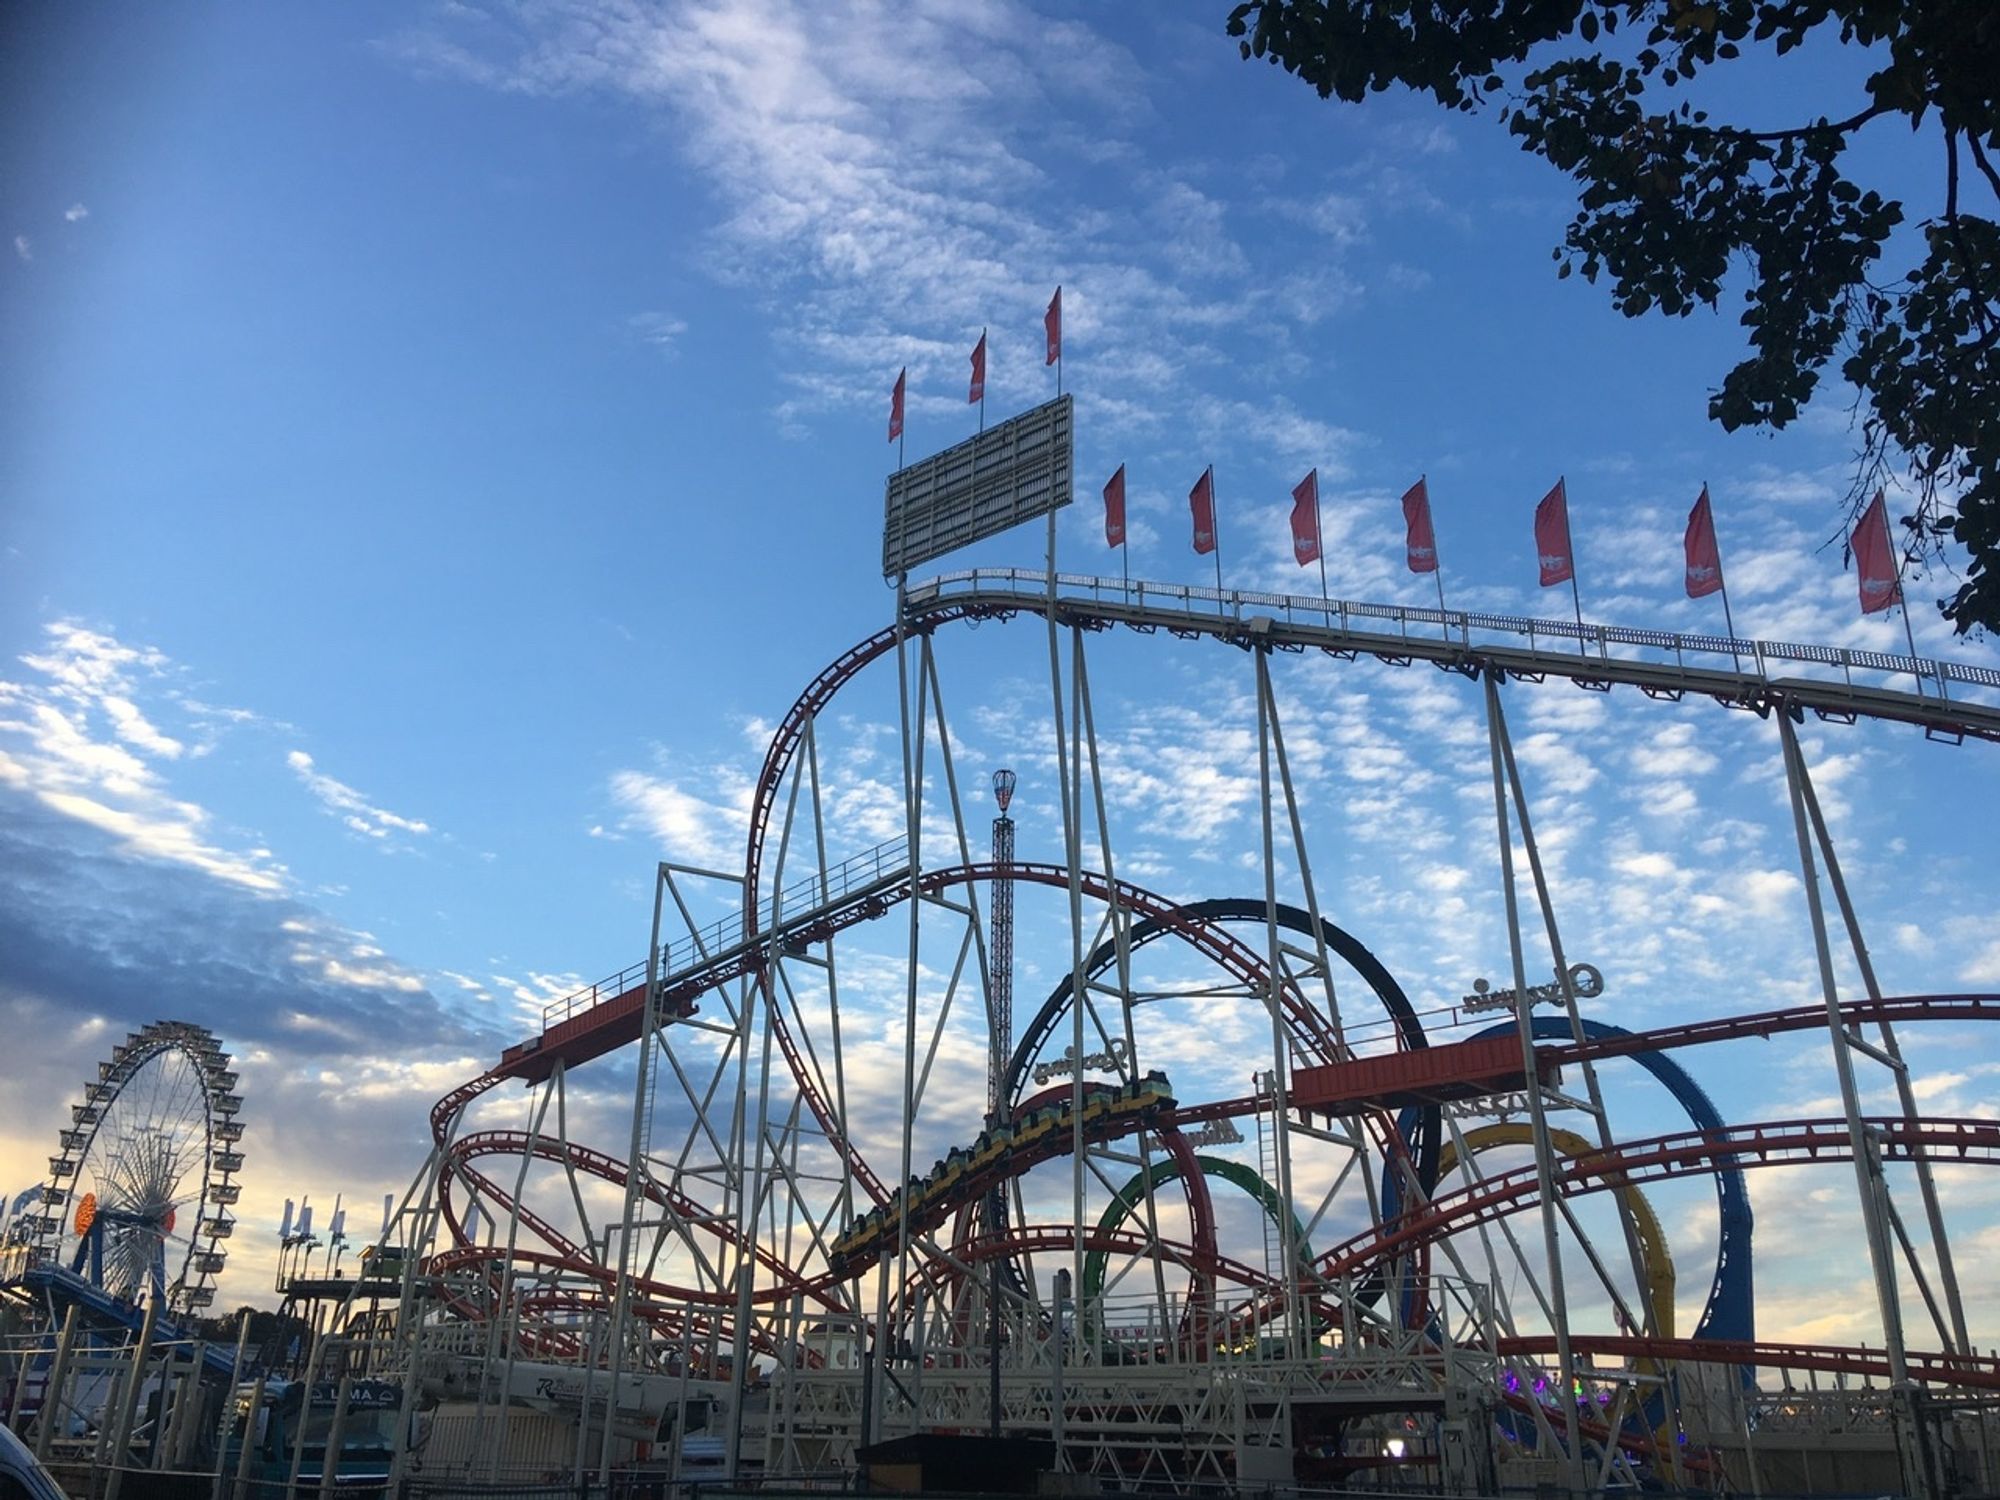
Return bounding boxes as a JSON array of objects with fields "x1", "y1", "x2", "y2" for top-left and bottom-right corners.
[
  {"x1": 1104, "y1": 466, "x2": 1905, "y2": 616},
  {"x1": 885, "y1": 291, "x2": 1903, "y2": 618},
  {"x1": 889, "y1": 290, "x2": 1063, "y2": 440}
]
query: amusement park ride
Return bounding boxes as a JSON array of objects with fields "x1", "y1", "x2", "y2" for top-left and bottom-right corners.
[{"x1": 4, "y1": 393, "x2": 2000, "y2": 1496}]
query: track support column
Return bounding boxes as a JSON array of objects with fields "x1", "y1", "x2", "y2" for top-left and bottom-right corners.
[
  {"x1": 1483, "y1": 671, "x2": 1586, "y2": 1498},
  {"x1": 1776, "y1": 711, "x2": 1941, "y2": 1500},
  {"x1": 1252, "y1": 648, "x2": 1305, "y2": 1359},
  {"x1": 600, "y1": 861, "x2": 671, "y2": 1484}
]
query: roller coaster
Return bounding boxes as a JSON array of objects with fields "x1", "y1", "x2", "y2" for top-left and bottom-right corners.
[
  {"x1": 363, "y1": 568, "x2": 2000, "y2": 1494},
  {"x1": 828, "y1": 1075, "x2": 1176, "y2": 1275}
]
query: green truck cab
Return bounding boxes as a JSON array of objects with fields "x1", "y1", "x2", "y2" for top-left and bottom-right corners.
[{"x1": 224, "y1": 1378, "x2": 406, "y2": 1493}]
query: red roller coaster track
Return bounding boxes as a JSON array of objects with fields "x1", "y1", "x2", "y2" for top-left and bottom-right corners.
[{"x1": 423, "y1": 585, "x2": 2000, "y2": 1410}]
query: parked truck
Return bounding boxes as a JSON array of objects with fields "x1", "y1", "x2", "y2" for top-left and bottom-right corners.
[{"x1": 222, "y1": 1377, "x2": 407, "y2": 1495}]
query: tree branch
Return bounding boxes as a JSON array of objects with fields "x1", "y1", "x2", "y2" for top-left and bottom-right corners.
[
  {"x1": 1943, "y1": 129, "x2": 1999, "y2": 343},
  {"x1": 1738, "y1": 100, "x2": 1894, "y2": 143},
  {"x1": 1965, "y1": 129, "x2": 2000, "y2": 205}
]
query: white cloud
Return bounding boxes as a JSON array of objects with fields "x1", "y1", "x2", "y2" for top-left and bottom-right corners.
[
  {"x1": 1964, "y1": 940, "x2": 2000, "y2": 986},
  {"x1": 1273, "y1": 190, "x2": 1369, "y2": 247},
  {"x1": 1512, "y1": 730, "x2": 1599, "y2": 796},
  {"x1": 607, "y1": 768, "x2": 747, "y2": 865},
  {"x1": 287, "y1": 749, "x2": 434, "y2": 839},
  {"x1": 629, "y1": 309, "x2": 687, "y2": 353},
  {"x1": 102, "y1": 695, "x2": 185, "y2": 758},
  {"x1": 380, "y1": 0, "x2": 1379, "y2": 440},
  {"x1": 12, "y1": 235, "x2": 29, "y2": 262},
  {"x1": 64, "y1": 203, "x2": 89, "y2": 223},
  {"x1": 1628, "y1": 722, "x2": 1717, "y2": 781},
  {"x1": 0, "y1": 620, "x2": 286, "y2": 891},
  {"x1": 38, "y1": 789, "x2": 285, "y2": 892},
  {"x1": 282, "y1": 918, "x2": 431, "y2": 994}
]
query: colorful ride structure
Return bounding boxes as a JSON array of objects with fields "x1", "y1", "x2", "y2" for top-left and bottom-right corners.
[{"x1": 383, "y1": 569, "x2": 2000, "y2": 1496}]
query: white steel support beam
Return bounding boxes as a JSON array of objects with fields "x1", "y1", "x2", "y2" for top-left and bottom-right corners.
[
  {"x1": 1791, "y1": 733, "x2": 1973, "y2": 1368},
  {"x1": 599, "y1": 863, "x2": 671, "y2": 1482},
  {"x1": 1482, "y1": 673, "x2": 1586, "y2": 1496},
  {"x1": 1492, "y1": 679, "x2": 1687, "y2": 1482},
  {"x1": 1252, "y1": 649, "x2": 1306, "y2": 1360},
  {"x1": 1775, "y1": 712, "x2": 1938, "y2": 1500},
  {"x1": 1071, "y1": 627, "x2": 1176, "y2": 1352}
]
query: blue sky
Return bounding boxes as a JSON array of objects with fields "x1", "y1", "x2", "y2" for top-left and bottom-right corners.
[{"x1": 4, "y1": 2, "x2": 1998, "y2": 1346}]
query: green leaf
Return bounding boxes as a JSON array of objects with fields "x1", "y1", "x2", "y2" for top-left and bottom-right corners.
[{"x1": 1223, "y1": 0, "x2": 1999, "y2": 632}]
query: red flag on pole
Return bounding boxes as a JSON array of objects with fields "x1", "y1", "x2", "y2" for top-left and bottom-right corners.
[
  {"x1": 1535, "y1": 478, "x2": 1574, "y2": 586},
  {"x1": 888, "y1": 368, "x2": 906, "y2": 443},
  {"x1": 1684, "y1": 486, "x2": 1723, "y2": 598},
  {"x1": 1190, "y1": 467, "x2": 1216, "y2": 555},
  {"x1": 1402, "y1": 477, "x2": 1438, "y2": 574},
  {"x1": 1290, "y1": 469, "x2": 1321, "y2": 566},
  {"x1": 1045, "y1": 288, "x2": 1062, "y2": 367},
  {"x1": 1103, "y1": 464, "x2": 1126, "y2": 548},
  {"x1": 968, "y1": 332, "x2": 986, "y2": 405},
  {"x1": 1851, "y1": 489, "x2": 1902, "y2": 614}
]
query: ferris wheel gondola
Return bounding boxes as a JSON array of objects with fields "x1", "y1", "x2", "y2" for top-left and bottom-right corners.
[{"x1": 33, "y1": 1020, "x2": 243, "y2": 1314}]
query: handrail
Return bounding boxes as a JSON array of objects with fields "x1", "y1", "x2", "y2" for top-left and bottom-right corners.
[
  {"x1": 541, "y1": 834, "x2": 911, "y2": 1029},
  {"x1": 912, "y1": 567, "x2": 2000, "y2": 698}
]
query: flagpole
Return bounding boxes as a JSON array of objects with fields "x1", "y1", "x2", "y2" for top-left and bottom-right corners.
[
  {"x1": 1425, "y1": 476, "x2": 1450, "y2": 641},
  {"x1": 979, "y1": 326, "x2": 987, "y2": 435},
  {"x1": 1314, "y1": 481, "x2": 1329, "y2": 611},
  {"x1": 891, "y1": 367, "x2": 907, "y2": 473},
  {"x1": 1885, "y1": 500, "x2": 1925, "y2": 696},
  {"x1": 1055, "y1": 288, "x2": 1063, "y2": 399},
  {"x1": 1706, "y1": 483, "x2": 1742, "y2": 672},
  {"x1": 1563, "y1": 480, "x2": 1587, "y2": 658},
  {"x1": 1211, "y1": 465, "x2": 1224, "y2": 611}
]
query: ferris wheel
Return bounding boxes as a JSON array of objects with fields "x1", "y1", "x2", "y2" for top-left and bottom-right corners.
[{"x1": 35, "y1": 1020, "x2": 243, "y2": 1314}]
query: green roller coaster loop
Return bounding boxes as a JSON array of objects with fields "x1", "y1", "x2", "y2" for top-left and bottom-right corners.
[{"x1": 1080, "y1": 1153, "x2": 1313, "y2": 1354}]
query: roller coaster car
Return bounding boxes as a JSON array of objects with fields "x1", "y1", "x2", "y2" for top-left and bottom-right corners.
[
  {"x1": 927, "y1": 1151, "x2": 967, "y2": 1198},
  {"x1": 828, "y1": 1215, "x2": 875, "y2": 1271},
  {"x1": 833, "y1": 1204, "x2": 886, "y2": 1256},
  {"x1": 1013, "y1": 1109, "x2": 1058, "y2": 1150},
  {"x1": 1103, "y1": 1091, "x2": 1145, "y2": 1122}
]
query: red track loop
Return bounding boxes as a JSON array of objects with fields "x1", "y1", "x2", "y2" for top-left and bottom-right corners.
[
  {"x1": 423, "y1": 1245, "x2": 773, "y2": 1360},
  {"x1": 436, "y1": 861, "x2": 1393, "y2": 1215},
  {"x1": 424, "y1": 585, "x2": 2000, "y2": 1400},
  {"x1": 1210, "y1": 1115, "x2": 2000, "y2": 1340},
  {"x1": 439, "y1": 1130, "x2": 851, "y2": 1311},
  {"x1": 1501, "y1": 1334, "x2": 2000, "y2": 1392}
]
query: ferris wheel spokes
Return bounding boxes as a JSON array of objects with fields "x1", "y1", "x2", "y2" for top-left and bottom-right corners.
[{"x1": 36, "y1": 1020, "x2": 241, "y2": 1314}]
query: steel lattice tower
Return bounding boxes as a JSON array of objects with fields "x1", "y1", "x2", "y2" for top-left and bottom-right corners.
[{"x1": 987, "y1": 769, "x2": 1016, "y2": 1123}]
